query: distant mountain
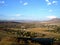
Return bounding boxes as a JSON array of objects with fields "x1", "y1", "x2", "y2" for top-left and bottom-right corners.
[
  {"x1": 40, "y1": 18, "x2": 60, "y2": 25},
  {"x1": 47, "y1": 18, "x2": 60, "y2": 23},
  {"x1": 0, "y1": 18, "x2": 60, "y2": 24}
]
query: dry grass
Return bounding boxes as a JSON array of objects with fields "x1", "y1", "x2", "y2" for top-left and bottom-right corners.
[{"x1": 26, "y1": 28, "x2": 60, "y2": 38}]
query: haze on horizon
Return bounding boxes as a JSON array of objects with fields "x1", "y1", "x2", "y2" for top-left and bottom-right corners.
[{"x1": 0, "y1": 0, "x2": 60, "y2": 21}]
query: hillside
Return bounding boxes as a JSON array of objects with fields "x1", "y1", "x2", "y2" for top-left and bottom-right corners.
[{"x1": 0, "y1": 19, "x2": 60, "y2": 45}]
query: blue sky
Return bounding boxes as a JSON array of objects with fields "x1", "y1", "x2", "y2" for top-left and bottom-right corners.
[{"x1": 0, "y1": 0, "x2": 60, "y2": 20}]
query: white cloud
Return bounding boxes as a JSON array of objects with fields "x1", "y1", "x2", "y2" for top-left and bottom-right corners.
[
  {"x1": 23, "y1": 2, "x2": 28, "y2": 6},
  {"x1": 45, "y1": 0, "x2": 52, "y2": 5},
  {"x1": 46, "y1": 16, "x2": 57, "y2": 19},
  {"x1": 47, "y1": 2, "x2": 52, "y2": 5},
  {"x1": 45, "y1": 0, "x2": 58, "y2": 6},
  {"x1": 0, "y1": 1, "x2": 7, "y2": 7},
  {"x1": 0, "y1": 1, "x2": 5, "y2": 4},
  {"x1": 16, "y1": 14, "x2": 21, "y2": 17},
  {"x1": 9, "y1": 14, "x2": 22, "y2": 20},
  {"x1": 20, "y1": 0, "x2": 28, "y2": 6},
  {"x1": 52, "y1": 1, "x2": 57, "y2": 4},
  {"x1": 45, "y1": 0, "x2": 49, "y2": 2}
]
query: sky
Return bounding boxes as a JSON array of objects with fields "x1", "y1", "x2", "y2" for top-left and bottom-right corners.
[{"x1": 0, "y1": 0, "x2": 60, "y2": 20}]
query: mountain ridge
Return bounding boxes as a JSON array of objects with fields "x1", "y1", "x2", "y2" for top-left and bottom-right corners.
[{"x1": 0, "y1": 18, "x2": 60, "y2": 24}]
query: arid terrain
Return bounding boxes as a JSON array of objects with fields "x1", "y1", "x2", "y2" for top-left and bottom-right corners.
[{"x1": 0, "y1": 18, "x2": 60, "y2": 45}]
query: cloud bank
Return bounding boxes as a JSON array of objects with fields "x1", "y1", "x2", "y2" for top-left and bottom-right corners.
[
  {"x1": 45, "y1": 0, "x2": 58, "y2": 5},
  {"x1": 46, "y1": 16, "x2": 57, "y2": 19}
]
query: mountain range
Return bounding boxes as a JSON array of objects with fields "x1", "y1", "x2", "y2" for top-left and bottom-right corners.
[{"x1": 0, "y1": 18, "x2": 60, "y2": 25}]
